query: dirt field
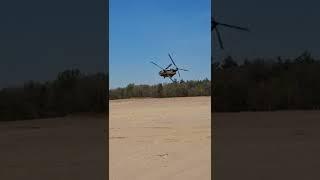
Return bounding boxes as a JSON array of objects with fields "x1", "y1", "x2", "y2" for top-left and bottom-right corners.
[
  {"x1": 3, "y1": 97, "x2": 319, "y2": 179},
  {"x1": 214, "y1": 110, "x2": 320, "y2": 180},
  {"x1": 0, "y1": 114, "x2": 106, "y2": 180},
  {"x1": 109, "y1": 96, "x2": 211, "y2": 180}
]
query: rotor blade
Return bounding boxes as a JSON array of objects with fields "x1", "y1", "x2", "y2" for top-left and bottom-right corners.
[
  {"x1": 178, "y1": 68, "x2": 188, "y2": 71},
  {"x1": 165, "y1": 64, "x2": 172, "y2": 69},
  {"x1": 218, "y1": 23, "x2": 249, "y2": 31},
  {"x1": 177, "y1": 70, "x2": 181, "y2": 77},
  {"x1": 211, "y1": 19, "x2": 214, "y2": 31},
  {"x1": 169, "y1": 77, "x2": 174, "y2": 83},
  {"x1": 215, "y1": 27, "x2": 224, "y2": 49},
  {"x1": 212, "y1": 19, "x2": 218, "y2": 31},
  {"x1": 168, "y1": 53, "x2": 178, "y2": 68},
  {"x1": 150, "y1": 61, "x2": 164, "y2": 70}
]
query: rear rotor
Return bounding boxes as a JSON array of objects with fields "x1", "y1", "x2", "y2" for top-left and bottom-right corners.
[
  {"x1": 168, "y1": 53, "x2": 189, "y2": 77},
  {"x1": 212, "y1": 17, "x2": 249, "y2": 50}
]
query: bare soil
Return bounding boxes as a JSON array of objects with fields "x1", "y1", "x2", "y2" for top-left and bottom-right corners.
[
  {"x1": 109, "y1": 96, "x2": 211, "y2": 180},
  {"x1": 0, "y1": 114, "x2": 106, "y2": 180},
  {"x1": 214, "y1": 110, "x2": 320, "y2": 180}
]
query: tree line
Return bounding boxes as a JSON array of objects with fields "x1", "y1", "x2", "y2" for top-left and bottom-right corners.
[
  {"x1": 109, "y1": 79, "x2": 211, "y2": 100},
  {"x1": 2, "y1": 50, "x2": 319, "y2": 121},
  {"x1": 0, "y1": 69, "x2": 107, "y2": 121},
  {"x1": 213, "y1": 51, "x2": 320, "y2": 112}
]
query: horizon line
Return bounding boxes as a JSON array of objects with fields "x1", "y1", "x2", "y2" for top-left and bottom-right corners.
[{"x1": 109, "y1": 77, "x2": 211, "y2": 90}]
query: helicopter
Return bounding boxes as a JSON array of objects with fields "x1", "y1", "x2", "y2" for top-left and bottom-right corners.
[
  {"x1": 150, "y1": 53, "x2": 189, "y2": 82},
  {"x1": 211, "y1": 17, "x2": 250, "y2": 49}
]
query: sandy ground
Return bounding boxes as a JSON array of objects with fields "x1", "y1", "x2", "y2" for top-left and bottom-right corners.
[
  {"x1": 0, "y1": 114, "x2": 106, "y2": 180},
  {"x1": 214, "y1": 110, "x2": 320, "y2": 180},
  {"x1": 109, "y1": 96, "x2": 211, "y2": 180},
  {"x1": 2, "y1": 97, "x2": 319, "y2": 179}
]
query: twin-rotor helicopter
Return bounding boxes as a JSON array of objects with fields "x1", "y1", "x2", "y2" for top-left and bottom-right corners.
[
  {"x1": 150, "y1": 53, "x2": 189, "y2": 82},
  {"x1": 150, "y1": 17, "x2": 249, "y2": 82}
]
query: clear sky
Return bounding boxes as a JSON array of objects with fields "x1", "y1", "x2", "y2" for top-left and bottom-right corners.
[
  {"x1": 109, "y1": 0, "x2": 211, "y2": 89},
  {"x1": 213, "y1": 0, "x2": 320, "y2": 63},
  {"x1": 0, "y1": 0, "x2": 106, "y2": 89}
]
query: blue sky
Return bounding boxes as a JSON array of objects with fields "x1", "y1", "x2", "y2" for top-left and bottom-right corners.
[
  {"x1": 0, "y1": 0, "x2": 105, "y2": 89},
  {"x1": 109, "y1": 0, "x2": 210, "y2": 89},
  {"x1": 213, "y1": 0, "x2": 320, "y2": 62}
]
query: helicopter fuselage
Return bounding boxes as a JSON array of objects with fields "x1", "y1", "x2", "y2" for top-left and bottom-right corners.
[
  {"x1": 159, "y1": 68, "x2": 178, "y2": 78},
  {"x1": 150, "y1": 53, "x2": 188, "y2": 82}
]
